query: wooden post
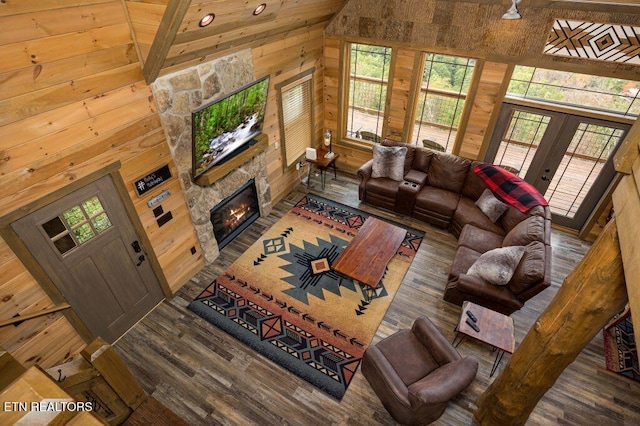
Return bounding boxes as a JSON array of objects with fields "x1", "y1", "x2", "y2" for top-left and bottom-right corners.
[
  {"x1": 81, "y1": 337, "x2": 147, "y2": 411},
  {"x1": 475, "y1": 218, "x2": 628, "y2": 425}
]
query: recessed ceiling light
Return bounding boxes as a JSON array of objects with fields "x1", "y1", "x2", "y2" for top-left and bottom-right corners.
[
  {"x1": 253, "y1": 3, "x2": 267, "y2": 16},
  {"x1": 199, "y1": 13, "x2": 215, "y2": 27}
]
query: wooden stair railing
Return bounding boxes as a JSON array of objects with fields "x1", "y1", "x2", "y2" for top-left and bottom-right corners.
[{"x1": 0, "y1": 304, "x2": 71, "y2": 328}]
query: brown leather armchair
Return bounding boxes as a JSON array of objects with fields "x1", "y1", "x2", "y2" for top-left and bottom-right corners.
[{"x1": 362, "y1": 317, "x2": 478, "y2": 425}]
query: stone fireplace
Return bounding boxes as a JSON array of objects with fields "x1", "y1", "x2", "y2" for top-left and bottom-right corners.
[{"x1": 151, "y1": 50, "x2": 272, "y2": 263}]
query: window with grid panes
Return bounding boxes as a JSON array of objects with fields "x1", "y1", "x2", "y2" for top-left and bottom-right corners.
[
  {"x1": 411, "y1": 53, "x2": 475, "y2": 153},
  {"x1": 345, "y1": 43, "x2": 391, "y2": 144},
  {"x1": 507, "y1": 66, "x2": 640, "y2": 118}
]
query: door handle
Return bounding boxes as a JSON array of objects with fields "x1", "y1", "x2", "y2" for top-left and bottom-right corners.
[
  {"x1": 136, "y1": 254, "x2": 146, "y2": 266},
  {"x1": 131, "y1": 240, "x2": 142, "y2": 253}
]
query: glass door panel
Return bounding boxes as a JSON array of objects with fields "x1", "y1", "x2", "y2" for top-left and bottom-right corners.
[
  {"x1": 543, "y1": 120, "x2": 628, "y2": 224},
  {"x1": 486, "y1": 103, "x2": 630, "y2": 230},
  {"x1": 493, "y1": 110, "x2": 551, "y2": 177}
]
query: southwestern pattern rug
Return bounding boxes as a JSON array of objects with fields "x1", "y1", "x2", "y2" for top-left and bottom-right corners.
[{"x1": 188, "y1": 194, "x2": 423, "y2": 399}]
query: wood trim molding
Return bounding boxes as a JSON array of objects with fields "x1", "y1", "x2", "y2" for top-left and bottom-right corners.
[
  {"x1": 478, "y1": 63, "x2": 514, "y2": 161},
  {"x1": 452, "y1": 59, "x2": 484, "y2": 157}
]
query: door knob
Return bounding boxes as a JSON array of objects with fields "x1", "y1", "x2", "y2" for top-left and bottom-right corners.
[
  {"x1": 541, "y1": 175, "x2": 550, "y2": 181},
  {"x1": 136, "y1": 254, "x2": 146, "y2": 266}
]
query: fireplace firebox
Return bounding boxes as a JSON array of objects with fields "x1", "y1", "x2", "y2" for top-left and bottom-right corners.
[{"x1": 210, "y1": 179, "x2": 260, "y2": 250}]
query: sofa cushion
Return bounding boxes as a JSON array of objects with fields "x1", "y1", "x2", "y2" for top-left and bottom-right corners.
[
  {"x1": 507, "y1": 241, "x2": 545, "y2": 295},
  {"x1": 382, "y1": 140, "x2": 415, "y2": 176},
  {"x1": 475, "y1": 189, "x2": 509, "y2": 223},
  {"x1": 503, "y1": 216, "x2": 545, "y2": 247},
  {"x1": 366, "y1": 177, "x2": 401, "y2": 199},
  {"x1": 461, "y1": 162, "x2": 488, "y2": 200},
  {"x1": 427, "y1": 153, "x2": 471, "y2": 193},
  {"x1": 372, "y1": 144, "x2": 407, "y2": 182},
  {"x1": 458, "y1": 224, "x2": 504, "y2": 254},
  {"x1": 412, "y1": 148, "x2": 434, "y2": 174},
  {"x1": 467, "y1": 246, "x2": 526, "y2": 286},
  {"x1": 500, "y1": 206, "x2": 528, "y2": 232},
  {"x1": 415, "y1": 186, "x2": 461, "y2": 217},
  {"x1": 453, "y1": 198, "x2": 506, "y2": 236}
]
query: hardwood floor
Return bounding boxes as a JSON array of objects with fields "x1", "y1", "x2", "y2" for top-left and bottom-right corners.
[{"x1": 114, "y1": 172, "x2": 640, "y2": 425}]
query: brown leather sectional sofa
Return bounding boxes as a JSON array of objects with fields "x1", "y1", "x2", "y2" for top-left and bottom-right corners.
[{"x1": 357, "y1": 140, "x2": 552, "y2": 315}]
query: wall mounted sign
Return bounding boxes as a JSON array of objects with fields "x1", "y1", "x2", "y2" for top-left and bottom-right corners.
[
  {"x1": 134, "y1": 164, "x2": 172, "y2": 196},
  {"x1": 544, "y1": 20, "x2": 640, "y2": 64}
]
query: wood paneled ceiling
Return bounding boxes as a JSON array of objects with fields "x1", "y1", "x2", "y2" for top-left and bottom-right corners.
[{"x1": 125, "y1": 0, "x2": 347, "y2": 83}]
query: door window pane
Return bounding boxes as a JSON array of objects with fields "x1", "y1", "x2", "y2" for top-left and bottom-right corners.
[
  {"x1": 63, "y1": 206, "x2": 85, "y2": 226},
  {"x1": 495, "y1": 110, "x2": 550, "y2": 177},
  {"x1": 43, "y1": 195, "x2": 112, "y2": 255},
  {"x1": 92, "y1": 213, "x2": 112, "y2": 233},
  {"x1": 545, "y1": 123, "x2": 625, "y2": 218},
  {"x1": 53, "y1": 234, "x2": 76, "y2": 255},
  {"x1": 42, "y1": 217, "x2": 66, "y2": 238},
  {"x1": 73, "y1": 223, "x2": 95, "y2": 243},
  {"x1": 82, "y1": 196, "x2": 104, "y2": 217}
]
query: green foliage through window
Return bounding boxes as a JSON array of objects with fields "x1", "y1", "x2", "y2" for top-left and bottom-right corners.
[
  {"x1": 412, "y1": 54, "x2": 476, "y2": 152},
  {"x1": 507, "y1": 66, "x2": 640, "y2": 117},
  {"x1": 346, "y1": 43, "x2": 391, "y2": 142}
]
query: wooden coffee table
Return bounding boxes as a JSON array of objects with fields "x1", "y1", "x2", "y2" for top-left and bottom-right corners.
[
  {"x1": 452, "y1": 301, "x2": 515, "y2": 377},
  {"x1": 332, "y1": 217, "x2": 406, "y2": 290}
]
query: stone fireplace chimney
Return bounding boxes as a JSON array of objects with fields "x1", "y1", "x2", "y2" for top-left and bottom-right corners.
[{"x1": 151, "y1": 50, "x2": 272, "y2": 263}]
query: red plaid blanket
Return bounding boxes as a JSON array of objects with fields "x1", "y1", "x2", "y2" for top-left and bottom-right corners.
[{"x1": 473, "y1": 163, "x2": 548, "y2": 213}]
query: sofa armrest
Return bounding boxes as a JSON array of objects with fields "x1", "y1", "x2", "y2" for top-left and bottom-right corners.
[
  {"x1": 412, "y1": 317, "x2": 461, "y2": 365},
  {"x1": 407, "y1": 357, "x2": 478, "y2": 407},
  {"x1": 456, "y1": 274, "x2": 523, "y2": 311},
  {"x1": 357, "y1": 160, "x2": 373, "y2": 200}
]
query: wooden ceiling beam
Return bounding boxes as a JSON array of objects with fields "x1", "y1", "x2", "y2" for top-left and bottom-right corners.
[{"x1": 142, "y1": 0, "x2": 191, "y2": 84}]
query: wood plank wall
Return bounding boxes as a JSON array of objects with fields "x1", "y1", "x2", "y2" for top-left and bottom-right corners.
[
  {"x1": 0, "y1": 1, "x2": 202, "y2": 369},
  {"x1": 253, "y1": 24, "x2": 327, "y2": 202},
  {"x1": 460, "y1": 61, "x2": 512, "y2": 160}
]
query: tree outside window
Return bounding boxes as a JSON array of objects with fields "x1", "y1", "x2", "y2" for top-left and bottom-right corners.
[
  {"x1": 411, "y1": 54, "x2": 475, "y2": 153},
  {"x1": 345, "y1": 43, "x2": 391, "y2": 144}
]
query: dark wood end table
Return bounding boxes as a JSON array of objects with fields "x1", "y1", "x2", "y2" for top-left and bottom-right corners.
[
  {"x1": 306, "y1": 149, "x2": 339, "y2": 190},
  {"x1": 453, "y1": 301, "x2": 515, "y2": 377}
]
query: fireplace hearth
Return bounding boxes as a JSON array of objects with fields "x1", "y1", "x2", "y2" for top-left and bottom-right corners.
[{"x1": 210, "y1": 179, "x2": 260, "y2": 250}]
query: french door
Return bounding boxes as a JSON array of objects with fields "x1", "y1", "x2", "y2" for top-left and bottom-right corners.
[
  {"x1": 485, "y1": 103, "x2": 630, "y2": 230},
  {"x1": 11, "y1": 175, "x2": 164, "y2": 343}
]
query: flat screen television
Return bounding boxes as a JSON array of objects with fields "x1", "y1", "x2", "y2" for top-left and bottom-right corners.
[{"x1": 192, "y1": 75, "x2": 270, "y2": 179}]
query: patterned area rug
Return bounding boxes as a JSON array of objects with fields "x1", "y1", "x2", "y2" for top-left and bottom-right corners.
[
  {"x1": 603, "y1": 305, "x2": 639, "y2": 382},
  {"x1": 188, "y1": 194, "x2": 423, "y2": 399}
]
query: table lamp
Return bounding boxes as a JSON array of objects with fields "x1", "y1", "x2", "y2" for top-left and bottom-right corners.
[{"x1": 323, "y1": 130, "x2": 334, "y2": 159}]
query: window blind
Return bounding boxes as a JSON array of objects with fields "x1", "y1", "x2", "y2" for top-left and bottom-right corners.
[{"x1": 281, "y1": 74, "x2": 313, "y2": 167}]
